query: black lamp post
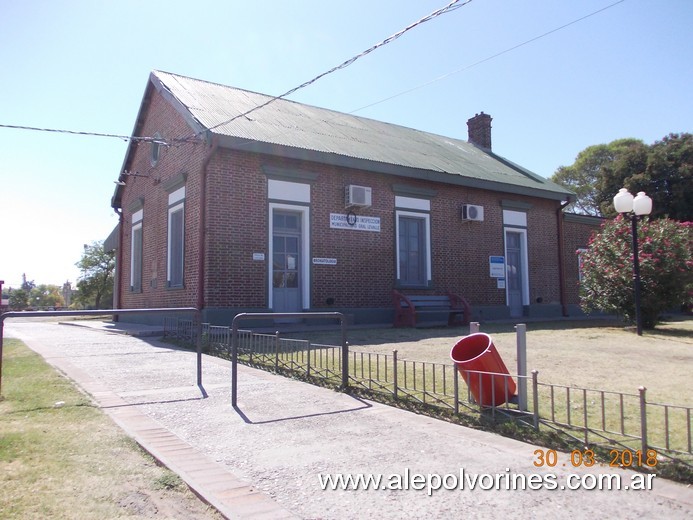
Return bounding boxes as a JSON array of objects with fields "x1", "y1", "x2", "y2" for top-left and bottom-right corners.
[{"x1": 613, "y1": 188, "x2": 653, "y2": 336}]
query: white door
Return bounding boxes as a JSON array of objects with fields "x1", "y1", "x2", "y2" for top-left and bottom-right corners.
[
  {"x1": 272, "y1": 210, "x2": 302, "y2": 315},
  {"x1": 505, "y1": 230, "x2": 525, "y2": 318}
]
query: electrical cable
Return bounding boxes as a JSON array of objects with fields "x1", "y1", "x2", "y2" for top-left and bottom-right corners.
[
  {"x1": 0, "y1": 0, "x2": 624, "y2": 148},
  {"x1": 0, "y1": 123, "x2": 171, "y2": 145},
  {"x1": 348, "y1": 0, "x2": 626, "y2": 115},
  {"x1": 0, "y1": 1, "x2": 470, "y2": 147},
  {"x1": 190, "y1": 0, "x2": 472, "y2": 139},
  {"x1": 206, "y1": 0, "x2": 627, "y2": 153}
]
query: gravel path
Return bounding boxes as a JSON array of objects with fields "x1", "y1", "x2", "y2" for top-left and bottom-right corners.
[{"x1": 5, "y1": 320, "x2": 692, "y2": 519}]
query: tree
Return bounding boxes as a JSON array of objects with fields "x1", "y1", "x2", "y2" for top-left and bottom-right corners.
[
  {"x1": 635, "y1": 133, "x2": 693, "y2": 221},
  {"x1": 21, "y1": 274, "x2": 36, "y2": 292},
  {"x1": 552, "y1": 135, "x2": 692, "y2": 220},
  {"x1": 9, "y1": 289, "x2": 29, "y2": 310},
  {"x1": 551, "y1": 139, "x2": 645, "y2": 216},
  {"x1": 595, "y1": 142, "x2": 649, "y2": 217},
  {"x1": 579, "y1": 216, "x2": 692, "y2": 329},
  {"x1": 29, "y1": 284, "x2": 65, "y2": 309},
  {"x1": 74, "y1": 241, "x2": 115, "y2": 309}
]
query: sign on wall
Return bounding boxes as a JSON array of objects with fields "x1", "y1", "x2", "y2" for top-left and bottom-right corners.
[
  {"x1": 312, "y1": 258, "x2": 337, "y2": 265},
  {"x1": 489, "y1": 256, "x2": 505, "y2": 278},
  {"x1": 330, "y1": 213, "x2": 381, "y2": 232}
]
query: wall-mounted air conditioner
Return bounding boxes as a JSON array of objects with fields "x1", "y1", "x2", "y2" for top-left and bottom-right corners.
[
  {"x1": 461, "y1": 204, "x2": 484, "y2": 222},
  {"x1": 345, "y1": 185, "x2": 372, "y2": 208}
]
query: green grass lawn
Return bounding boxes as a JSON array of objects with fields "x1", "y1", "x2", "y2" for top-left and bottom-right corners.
[{"x1": 0, "y1": 338, "x2": 220, "y2": 519}]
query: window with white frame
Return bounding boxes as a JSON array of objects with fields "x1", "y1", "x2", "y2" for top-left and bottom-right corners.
[
  {"x1": 130, "y1": 209, "x2": 143, "y2": 292},
  {"x1": 395, "y1": 197, "x2": 431, "y2": 287},
  {"x1": 577, "y1": 248, "x2": 588, "y2": 282},
  {"x1": 151, "y1": 132, "x2": 162, "y2": 166},
  {"x1": 167, "y1": 186, "x2": 185, "y2": 288}
]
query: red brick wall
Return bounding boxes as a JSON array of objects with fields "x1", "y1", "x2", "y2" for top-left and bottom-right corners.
[
  {"x1": 117, "y1": 85, "x2": 571, "y2": 318},
  {"x1": 303, "y1": 160, "x2": 396, "y2": 309},
  {"x1": 118, "y1": 87, "x2": 206, "y2": 310},
  {"x1": 562, "y1": 214, "x2": 604, "y2": 306},
  {"x1": 203, "y1": 149, "x2": 565, "y2": 310},
  {"x1": 526, "y1": 199, "x2": 562, "y2": 306},
  {"x1": 204, "y1": 149, "x2": 268, "y2": 308}
]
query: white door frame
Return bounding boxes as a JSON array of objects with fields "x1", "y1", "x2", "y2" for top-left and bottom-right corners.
[
  {"x1": 268, "y1": 203, "x2": 310, "y2": 310},
  {"x1": 503, "y1": 227, "x2": 530, "y2": 310}
]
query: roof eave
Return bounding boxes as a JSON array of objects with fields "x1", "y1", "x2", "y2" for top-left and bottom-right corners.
[
  {"x1": 215, "y1": 134, "x2": 574, "y2": 202},
  {"x1": 111, "y1": 76, "x2": 156, "y2": 211},
  {"x1": 111, "y1": 72, "x2": 211, "y2": 210}
]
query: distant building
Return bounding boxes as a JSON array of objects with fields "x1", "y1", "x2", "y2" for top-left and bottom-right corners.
[{"x1": 62, "y1": 281, "x2": 73, "y2": 308}]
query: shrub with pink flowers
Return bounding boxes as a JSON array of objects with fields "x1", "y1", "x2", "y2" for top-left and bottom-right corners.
[{"x1": 579, "y1": 215, "x2": 693, "y2": 328}]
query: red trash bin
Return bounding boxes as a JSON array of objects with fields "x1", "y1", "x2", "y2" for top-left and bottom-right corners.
[{"x1": 450, "y1": 333, "x2": 517, "y2": 406}]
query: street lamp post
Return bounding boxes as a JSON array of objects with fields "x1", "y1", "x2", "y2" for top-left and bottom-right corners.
[{"x1": 613, "y1": 188, "x2": 653, "y2": 336}]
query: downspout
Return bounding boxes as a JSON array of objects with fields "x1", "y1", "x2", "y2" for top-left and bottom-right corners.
[
  {"x1": 196, "y1": 134, "x2": 219, "y2": 314},
  {"x1": 113, "y1": 207, "x2": 124, "y2": 317},
  {"x1": 556, "y1": 199, "x2": 571, "y2": 317}
]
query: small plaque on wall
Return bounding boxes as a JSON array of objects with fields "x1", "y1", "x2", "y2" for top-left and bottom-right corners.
[
  {"x1": 313, "y1": 257, "x2": 337, "y2": 265},
  {"x1": 489, "y1": 256, "x2": 505, "y2": 278},
  {"x1": 252, "y1": 253, "x2": 265, "y2": 261}
]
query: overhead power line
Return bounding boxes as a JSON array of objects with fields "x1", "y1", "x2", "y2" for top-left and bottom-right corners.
[
  {"x1": 195, "y1": 0, "x2": 472, "y2": 137},
  {"x1": 0, "y1": 0, "x2": 622, "y2": 148},
  {"x1": 0, "y1": 1, "x2": 472, "y2": 147},
  {"x1": 349, "y1": 0, "x2": 627, "y2": 115},
  {"x1": 0, "y1": 123, "x2": 169, "y2": 144},
  {"x1": 225, "y1": 0, "x2": 626, "y2": 154}
]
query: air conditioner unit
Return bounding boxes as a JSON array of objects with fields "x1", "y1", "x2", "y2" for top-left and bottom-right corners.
[
  {"x1": 461, "y1": 204, "x2": 484, "y2": 222},
  {"x1": 345, "y1": 185, "x2": 372, "y2": 208}
]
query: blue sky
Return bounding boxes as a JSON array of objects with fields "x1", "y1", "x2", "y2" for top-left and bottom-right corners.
[{"x1": 1, "y1": 0, "x2": 691, "y2": 288}]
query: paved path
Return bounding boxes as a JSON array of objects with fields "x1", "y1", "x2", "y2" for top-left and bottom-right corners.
[{"x1": 4, "y1": 319, "x2": 692, "y2": 519}]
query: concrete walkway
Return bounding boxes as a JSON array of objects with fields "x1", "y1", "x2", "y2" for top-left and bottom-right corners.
[{"x1": 4, "y1": 319, "x2": 692, "y2": 519}]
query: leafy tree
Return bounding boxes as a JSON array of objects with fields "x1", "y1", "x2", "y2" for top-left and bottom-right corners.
[
  {"x1": 552, "y1": 139, "x2": 645, "y2": 216},
  {"x1": 74, "y1": 241, "x2": 115, "y2": 309},
  {"x1": 634, "y1": 133, "x2": 693, "y2": 221},
  {"x1": 9, "y1": 289, "x2": 29, "y2": 310},
  {"x1": 579, "y1": 216, "x2": 692, "y2": 329},
  {"x1": 596, "y1": 142, "x2": 649, "y2": 217},
  {"x1": 29, "y1": 284, "x2": 65, "y2": 309},
  {"x1": 552, "y1": 135, "x2": 692, "y2": 220},
  {"x1": 21, "y1": 274, "x2": 36, "y2": 292}
]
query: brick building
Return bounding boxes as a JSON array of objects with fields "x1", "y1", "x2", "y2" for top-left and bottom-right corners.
[
  {"x1": 561, "y1": 213, "x2": 604, "y2": 314},
  {"x1": 110, "y1": 71, "x2": 597, "y2": 325}
]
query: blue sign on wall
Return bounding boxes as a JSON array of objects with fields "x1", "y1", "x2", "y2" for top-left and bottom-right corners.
[{"x1": 489, "y1": 256, "x2": 505, "y2": 278}]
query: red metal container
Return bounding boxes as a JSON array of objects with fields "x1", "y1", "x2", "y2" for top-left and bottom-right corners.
[{"x1": 450, "y1": 333, "x2": 517, "y2": 406}]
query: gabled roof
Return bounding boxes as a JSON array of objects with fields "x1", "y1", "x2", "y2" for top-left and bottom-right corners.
[{"x1": 113, "y1": 71, "x2": 574, "y2": 208}]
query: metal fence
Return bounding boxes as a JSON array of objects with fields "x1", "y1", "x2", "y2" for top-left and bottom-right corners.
[
  {"x1": 163, "y1": 317, "x2": 692, "y2": 464},
  {"x1": 0, "y1": 308, "x2": 204, "y2": 396}
]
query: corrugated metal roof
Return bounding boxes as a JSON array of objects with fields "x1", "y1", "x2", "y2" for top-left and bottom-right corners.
[{"x1": 152, "y1": 70, "x2": 573, "y2": 199}]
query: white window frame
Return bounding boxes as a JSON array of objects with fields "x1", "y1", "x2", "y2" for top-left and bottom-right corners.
[
  {"x1": 503, "y1": 226, "x2": 530, "y2": 306},
  {"x1": 151, "y1": 132, "x2": 162, "y2": 166},
  {"x1": 577, "y1": 248, "x2": 588, "y2": 283},
  {"x1": 167, "y1": 187, "x2": 185, "y2": 288},
  {"x1": 395, "y1": 209, "x2": 431, "y2": 287},
  {"x1": 130, "y1": 209, "x2": 143, "y2": 292},
  {"x1": 268, "y1": 179, "x2": 310, "y2": 203},
  {"x1": 268, "y1": 202, "x2": 310, "y2": 309}
]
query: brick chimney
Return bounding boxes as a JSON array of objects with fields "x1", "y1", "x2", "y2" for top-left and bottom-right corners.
[{"x1": 467, "y1": 112, "x2": 492, "y2": 151}]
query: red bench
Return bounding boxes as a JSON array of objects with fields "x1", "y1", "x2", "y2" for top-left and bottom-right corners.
[{"x1": 392, "y1": 290, "x2": 471, "y2": 328}]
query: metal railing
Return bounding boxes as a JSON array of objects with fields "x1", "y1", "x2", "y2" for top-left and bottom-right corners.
[
  {"x1": 162, "y1": 317, "x2": 693, "y2": 463},
  {"x1": 1, "y1": 308, "x2": 204, "y2": 397},
  {"x1": 229, "y1": 312, "x2": 348, "y2": 407}
]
